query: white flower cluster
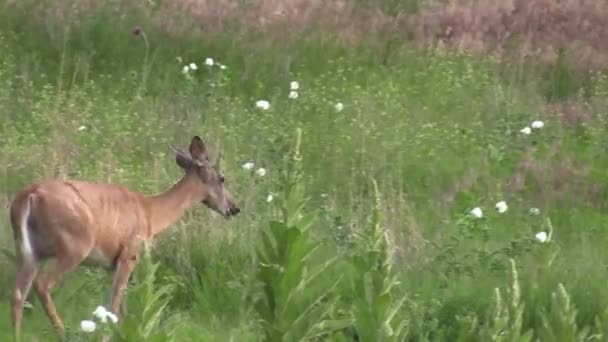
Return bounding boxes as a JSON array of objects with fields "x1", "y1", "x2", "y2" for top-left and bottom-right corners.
[
  {"x1": 181, "y1": 57, "x2": 227, "y2": 75},
  {"x1": 256, "y1": 100, "x2": 270, "y2": 110},
  {"x1": 251, "y1": 79, "x2": 343, "y2": 113},
  {"x1": 520, "y1": 120, "x2": 545, "y2": 135},
  {"x1": 469, "y1": 201, "x2": 548, "y2": 243},
  {"x1": 241, "y1": 161, "x2": 274, "y2": 203},
  {"x1": 80, "y1": 305, "x2": 119, "y2": 333},
  {"x1": 289, "y1": 81, "x2": 299, "y2": 99}
]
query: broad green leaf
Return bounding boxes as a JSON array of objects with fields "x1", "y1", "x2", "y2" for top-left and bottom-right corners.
[
  {"x1": 297, "y1": 211, "x2": 318, "y2": 232},
  {"x1": 290, "y1": 276, "x2": 343, "y2": 330},
  {"x1": 386, "y1": 295, "x2": 407, "y2": 324}
]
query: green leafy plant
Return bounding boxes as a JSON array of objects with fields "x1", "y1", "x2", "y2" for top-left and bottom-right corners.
[
  {"x1": 538, "y1": 283, "x2": 591, "y2": 342},
  {"x1": 479, "y1": 258, "x2": 533, "y2": 341},
  {"x1": 253, "y1": 128, "x2": 346, "y2": 341},
  {"x1": 348, "y1": 179, "x2": 408, "y2": 341},
  {"x1": 453, "y1": 258, "x2": 533, "y2": 341}
]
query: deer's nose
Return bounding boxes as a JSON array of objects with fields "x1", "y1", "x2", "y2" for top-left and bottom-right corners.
[{"x1": 229, "y1": 207, "x2": 240, "y2": 216}]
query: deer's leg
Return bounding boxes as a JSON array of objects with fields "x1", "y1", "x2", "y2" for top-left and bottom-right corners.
[
  {"x1": 12, "y1": 260, "x2": 39, "y2": 342},
  {"x1": 34, "y1": 251, "x2": 88, "y2": 336},
  {"x1": 101, "y1": 258, "x2": 137, "y2": 342},
  {"x1": 109, "y1": 250, "x2": 139, "y2": 317}
]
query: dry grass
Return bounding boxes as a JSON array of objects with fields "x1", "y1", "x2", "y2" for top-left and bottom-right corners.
[
  {"x1": 159, "y1": 0, "x2": 405, "y2": 46},
  {"x1": 505, "y1": 142, "x2": 603, "y2": 207},
  {"x1": 544, "y1": 100, "x2": 593, "y2": 127},
  {"x1": 8, "y1": 0, "x2": 608, "y2": 70},
  {"x1": 415, "y1": 0, "x2": 608, "y2": 69},
  {"x1": 163, "y1": 0, "x2": 608, "y2": 70}
]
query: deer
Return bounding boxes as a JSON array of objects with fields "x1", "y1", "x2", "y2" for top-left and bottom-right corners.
[{"x1": 9, "y1": 135, "x2": 240, "y2": 340}]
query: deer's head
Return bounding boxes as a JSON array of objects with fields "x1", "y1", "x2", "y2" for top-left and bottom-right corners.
[{"x1": 174, "y1": 136, "x2": 240, "y2": 219}]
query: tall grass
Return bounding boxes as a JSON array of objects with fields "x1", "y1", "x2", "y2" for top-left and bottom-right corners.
[{"x1": 2, "y1": 0, "x2": 608, "y2": 340}]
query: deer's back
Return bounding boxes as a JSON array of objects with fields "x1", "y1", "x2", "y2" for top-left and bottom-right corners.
[{"x1": 10, "y1": 179, "x2": 150, "y2": 263}]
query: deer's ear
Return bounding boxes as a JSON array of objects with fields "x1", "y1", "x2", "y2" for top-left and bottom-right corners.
[
  {"x1": 176, "y1": 150, "x2": 193, "y2": 169},
  {"x1": 189, "y1": 136, "x2": 207, "y2": 161}
]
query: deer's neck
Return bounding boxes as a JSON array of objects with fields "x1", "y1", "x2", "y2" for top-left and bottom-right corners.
[{"x1": 145, "y1": 173, "x2": 205, "y2": 238}]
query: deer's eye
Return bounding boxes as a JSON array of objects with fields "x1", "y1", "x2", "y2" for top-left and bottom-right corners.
[{"x1": 219, "y1": 176, "x2": 225, "y2": 183}]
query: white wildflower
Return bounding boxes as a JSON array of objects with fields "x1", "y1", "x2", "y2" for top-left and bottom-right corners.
[
  {"x1": 495, "y1": 201, "x2": 508, "y2": 214},
  {"x1": 78, "y1": 125, "x2": 87, "y2": 132},
  {"x1": 470, "y1": 207, "x2": 483, "y2": 218},
  {"x1": 92, "y1": 305, "x2": 118, "y2": 324},
  {"x1": 218, "y1": 63, "x2": 227, "y2": 70},
  {"x1": 92, "y1": 306, "x2": 108, "y2": 320},
  {"x1": 182, "y1": 65, "x2": 190, "y2": 74},
  {"x1": 290, "y1": 81, "x2": 299, "y2": 90},
  {"x1": 189, "y1": 63, "x2": 198, "y2": 70},
  {"x1": 531, "y1": 120, "x2": 544, "y2": 129},
  {"x1": 105, "y1": 311, "x2": 119, "y2": 324},
  {"x1": 256, "y1": 168, "x2": 267, "y2": 177},
  {"x1": 256, "y1": 100, "x2": 270, "y2": 110},
  {"x1": 23, "y1": 301, "x2": 33, "y2": 310},
  {"x1": 529, "y1": 207, "x2": 540, "y2": 215},
  {"x1": 242, "y1": 161, "x2": 255, "y2": 171},
  {"x1": 205, "y1": 58, "x2": 214, "y2": 66},
  {"x1": 80, "y1": 320, "x2": 96, "y2": 333},
  {"x1": 266, "y1": 194, "x2": 274, "y2": 203},
  {"x1": 520, "y1": 127, "x2": 531, "y2": 135},
  {"x1": 288, "y1": 91, "x2": 299, "y2": 99},
  {"x1": 535, "y1": 231, "x2": 548, "y2": 243},
  {"x1": 335, "y1": 102, "x2": 344, "y2": 112}
]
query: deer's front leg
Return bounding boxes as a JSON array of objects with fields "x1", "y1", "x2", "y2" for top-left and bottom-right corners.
[
  {"x1": 109, "y1": 248, "x2": 139, "y2": 317},
  {"x1": 100, "y1": 256, "x2": 136, "y2": 342}
]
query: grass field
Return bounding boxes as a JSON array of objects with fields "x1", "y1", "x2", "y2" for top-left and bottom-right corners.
[{"x1": 2, "y1": 1, "x2": 608, "y2": 341}]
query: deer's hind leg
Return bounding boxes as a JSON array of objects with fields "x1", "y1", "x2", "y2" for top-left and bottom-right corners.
[
  {"x1": 33, "y1": 241, "x2": 94, "y2": 336},
  {"x1": 11, "y1": 259, "x2": 39, "y2": 342}
]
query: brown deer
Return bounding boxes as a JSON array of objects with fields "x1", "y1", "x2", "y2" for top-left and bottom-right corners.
[{"x1": 9, "y1": 135, "x2": 239, "y2": 340}]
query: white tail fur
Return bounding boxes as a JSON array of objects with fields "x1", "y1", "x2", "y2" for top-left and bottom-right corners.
[{"x1": 19, "y1": 195, "x2": 34, "y2": 264}]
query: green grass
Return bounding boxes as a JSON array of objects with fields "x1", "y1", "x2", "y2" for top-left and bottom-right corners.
[{"x1": 2, "y1": 1, "x2": 608, "y2": 341}]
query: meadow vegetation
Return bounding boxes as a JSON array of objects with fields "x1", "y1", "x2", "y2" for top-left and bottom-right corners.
[{"x1": 1, "y1": 0, "x2": 608, "y2": 340}]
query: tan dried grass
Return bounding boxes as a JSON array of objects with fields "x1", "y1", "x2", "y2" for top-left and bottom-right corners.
[{"x1": 415, "y1": 0, "x2": 608, "y2": 69}]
